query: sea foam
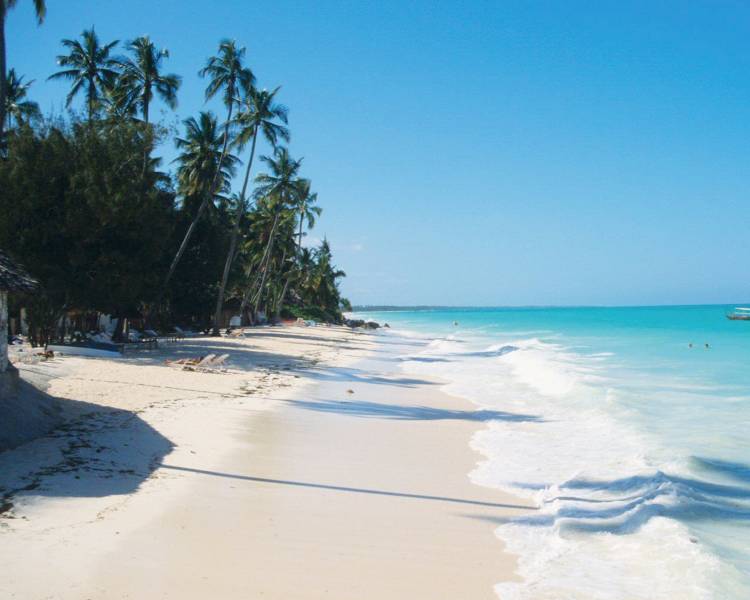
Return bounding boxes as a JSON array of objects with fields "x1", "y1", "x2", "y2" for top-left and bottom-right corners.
[{"x1": 396, "y1": 331, "x2": 739, "y2": 599}]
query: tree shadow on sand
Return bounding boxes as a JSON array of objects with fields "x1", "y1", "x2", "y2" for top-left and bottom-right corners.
[
  {"x1": 119, "y1": 338, "x2": 319, "y2": 371},
  {"x1": 161, "y1": 464, "x2": 534, "y2": 510},
  {"x1": 306, "y1": 366, "x2": 436, "y2": 388},
  {"x1": 0, "y1": 380, "x2": 173, "y2": 517}
]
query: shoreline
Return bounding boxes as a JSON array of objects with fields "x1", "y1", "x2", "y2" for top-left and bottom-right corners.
[{"x1": 0, "y1": 325, "x2": 529, "y2": 599}]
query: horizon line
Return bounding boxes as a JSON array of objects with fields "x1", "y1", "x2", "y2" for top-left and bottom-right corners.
[{"x1": 351, "y1": 302, "x2": 747, "y2": 310}]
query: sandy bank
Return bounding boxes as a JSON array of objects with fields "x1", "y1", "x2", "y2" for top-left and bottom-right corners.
[{"x1": 0, "y1": 326, "x2": 532, "y2": 599}]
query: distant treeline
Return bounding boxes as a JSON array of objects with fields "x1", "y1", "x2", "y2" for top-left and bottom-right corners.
[{"x1": 0, "y1": 15, "x2": 349, "y2": 343}]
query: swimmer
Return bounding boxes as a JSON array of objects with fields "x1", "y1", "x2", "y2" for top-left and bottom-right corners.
[
  {"x1": 705, "y1": 343, "x2": 710, "y2": 349},
  {"x1": 453, "y1": 321, "x2": 459, "y2": 326},
  {"x1": 688, "y1": 343, "x2": 693, "y2": 348}
]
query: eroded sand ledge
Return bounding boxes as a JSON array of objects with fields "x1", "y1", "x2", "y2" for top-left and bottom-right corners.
[{"x1": 0, "y1": 326, "x2": 532, "y2": 599}]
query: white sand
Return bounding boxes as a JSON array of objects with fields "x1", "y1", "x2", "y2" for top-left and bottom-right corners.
[{"x1": 0, "y1": 326, "x2": 532, "y2": 599}]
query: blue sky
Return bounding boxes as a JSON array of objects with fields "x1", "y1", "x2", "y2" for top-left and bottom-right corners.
[{"x1": 6, "y1": 0, "x2": 750, "y2": 305}]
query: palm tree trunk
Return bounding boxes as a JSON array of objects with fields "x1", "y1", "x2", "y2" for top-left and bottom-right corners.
[
  {"x1": 88, "y1": 75, "x2": 95, "y2": 121},
  {"x1": 238, "y1": 253, "x2": 262, "y2": 322},
  {"x1": 239, "y1": 209, "x2": 280, "y2": 322},
  {"x1": 143, "y1": 81, "x2": 150, "y2": 125},
  {"x1": 0, "y1": 8, "x2": 7, "y2": 147},
  {"x1": 273, "y1": 248, "x2": 291, "y2": 320},
  {"x1": 211, "y1": 125, "x2": 258, "y2": 334},
  {"x1": 297, "y1": 212, "x2": 304, "y2": 255},
  {"x1": 140, "y1": 85, "x2": 152, "y2": 180},
  {"x1": 241, "y1": 209, "x2": 281, "y2": 317},
  {"x1": 275, "y1": 277, "x2": 291, "y2": 319},
  {"x1": 251, "y1": 209, "x2": 281, "y2": 309},
  {"x1": 241, "y1": 253, "x2": 269, "y2": 320},
  {"x1": 239, "y1": 282, "x2": 254, "y2": 324},
  {"x1": 155, "y1": 101, "x2": 235, "y2": 319}
]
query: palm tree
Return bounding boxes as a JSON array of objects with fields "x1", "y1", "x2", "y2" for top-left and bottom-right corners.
[
  {"x1": 211, "y1": 86, "x2": 288, "y2": 333},
  {"x1": 292, "y1": 178, "x2": 321, "y2": 253},
  {"x1": 158, "y1": 40, "x2": 254, "y2": 314},
  {"x1": 160, "y1": 111, "x2": 238, "y2": 323},
  {"x1": 267, "y1": 178, "x2": 320, "y2": 319},
  {"x1": 241, "y1": 146, "x2": 303, "y2": 318},
  {"x1": 200, "y1": 40, "x2": 254, "y2": 113},
  {"x1": 4, "y1": 68, "x2": 40, "y2": 129},
  {"x1": 0, "y1": 0, "x2": 45, "y2": 145},
  {"x1": 309, "y1": 239, "x2": 346, "y2": 312},
  {"x1": 284, "y1": 238, "x2": 346, "y2": 321},
  {"x1": 253, "y1": 147, "x2": 303, "y2": 210},
  {"x1": 48, "y1": 27, "x2": 119, "y2": 120},
  {"x1": 174, "y1": 111, "x2": 238, "y2": 204},
  {"x1": 112, "y1": 36, "x2": 180, "y2": 125}
]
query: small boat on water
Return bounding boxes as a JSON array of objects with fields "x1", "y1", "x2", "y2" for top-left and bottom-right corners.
[{"x1": 727, "y1": 308, "x2": 750, "y2": 321}]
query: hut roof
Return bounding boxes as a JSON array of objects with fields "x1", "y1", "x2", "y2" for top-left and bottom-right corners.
[{"x1": 0, "y1": 250, "x2": 39, "y2": 293}]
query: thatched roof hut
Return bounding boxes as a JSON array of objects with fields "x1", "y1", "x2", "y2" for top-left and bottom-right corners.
[
  {"x1": 1, "y1": 250, "x2": 38, "y2": 374},
  {"x1": 0, "y1": 250, "x2": 38, "y2": 293}
]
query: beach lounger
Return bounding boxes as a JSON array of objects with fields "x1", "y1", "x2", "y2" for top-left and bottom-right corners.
[
  {"x1": 197, "y1": 353, "x2": 230, "y2": 372},
  {"x1": 170, "y1": 353, "x2": 216, "y2": 370},
  {"x1": 192, "y1": 354, "x2": 217, "y2": 369}
]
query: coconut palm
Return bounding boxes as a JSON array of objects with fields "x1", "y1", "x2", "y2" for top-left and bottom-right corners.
[
  {"x1": 112, "y1": 36, "x2": 180, "y2": 125},
  {"x1": 200, "y1": 40, "x2": 254, "y2": 113},
  {"x1": 292, "y1": 178, "x2": 321, "y2": 253},
  {"x1": 277, "y1": 238, "x2": 346, "y2": 321},
  {"x1": 266, "y1": 178, "x2": 321, "y2": 318},
  {"x1": 199, "y1": 40, "x2": 254, "y2": 178},
  {"x1": 0, "y1": 0, "x2": 45, "y2": 144},
  {"x1": 4, "y1": 68, "x2": 40, "y2": 129},
  {"x1": 158, "y1": 40, "x2": 254, "y2": 311},
  {"x1": 253, "y1": 146, "x2": 303, "y2": 205},
  {"x1": 159, "y1": 112, "x2": 238, "y2": 322},
  {"x1": 48, "y1": 27, "x2": 119, "y2": 120},
  {"x1": 211, "y1": 86, "x2": 289, "y2": 333},
  {"x1": 174, "y1": 111, "x2": 238, "y2": 206},
  {"x1": 244, "y1": 147, "x2": 303, "y2": 316},
  {"x1": 199, "y1": 39, "x2": 254, "y2": 332},
  {"x1": 308, "y1": 239, "x2": 346, "y2": 311}
]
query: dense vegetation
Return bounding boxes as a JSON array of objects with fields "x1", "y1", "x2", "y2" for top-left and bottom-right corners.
[{"x1": 0, "y1": 5, "x2": 349, "y2": 343}]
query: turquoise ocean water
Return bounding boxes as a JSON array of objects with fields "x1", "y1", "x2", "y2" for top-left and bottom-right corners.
[{"x1": 354, "y1": 306, "x2": 750, "y2": 599}]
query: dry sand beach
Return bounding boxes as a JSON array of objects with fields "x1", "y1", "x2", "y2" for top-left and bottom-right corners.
[{"x1": 0, "y1": 325, "x2": 532, "y2": 599}]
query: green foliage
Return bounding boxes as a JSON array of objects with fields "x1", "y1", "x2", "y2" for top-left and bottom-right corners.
[
  {"x1": 112, "y1": 36, "x2": 181, "y2": 124},
  {"x1": 47, "y1": 27, "x2": 120, "y2": 120},
  {"x1": 4, "y1": 69, "x2": 41, "y2": 128},
  {"x1": 199, "y1": 40, "x2": 254, "y2": 111},
  {"x1": 0, "y1": 118, "x2": 175, "y2": 338},
  {"x1": 175, "y1": 111, "x2": 237, "y2": 198},
  {"x1": 282, "y1": 304, "x2": 337, "y2": 324},
  {"x1": 0, "y1": 29, "x2": 349, "y2": 337}
]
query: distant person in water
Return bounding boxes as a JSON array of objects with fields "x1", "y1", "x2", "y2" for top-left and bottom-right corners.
[
  {"x1": 689, "y1": 343, "x2": 693, "y2": 348},
  {"x1": 705, "y1": 343, "x2": 710, "y2": 349},
  {"x1": 453, "y1": 321, "x2": 459, "y2": 326}
]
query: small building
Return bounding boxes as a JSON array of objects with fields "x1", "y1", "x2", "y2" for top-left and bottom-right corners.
[{"x1": 0, "y1": 250, "x2": 38, "y2": 374}]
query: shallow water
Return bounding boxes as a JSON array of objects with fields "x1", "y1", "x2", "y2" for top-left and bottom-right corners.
[{"x1": 356, "y1": 306, "x2": 750, "y2": 599}]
